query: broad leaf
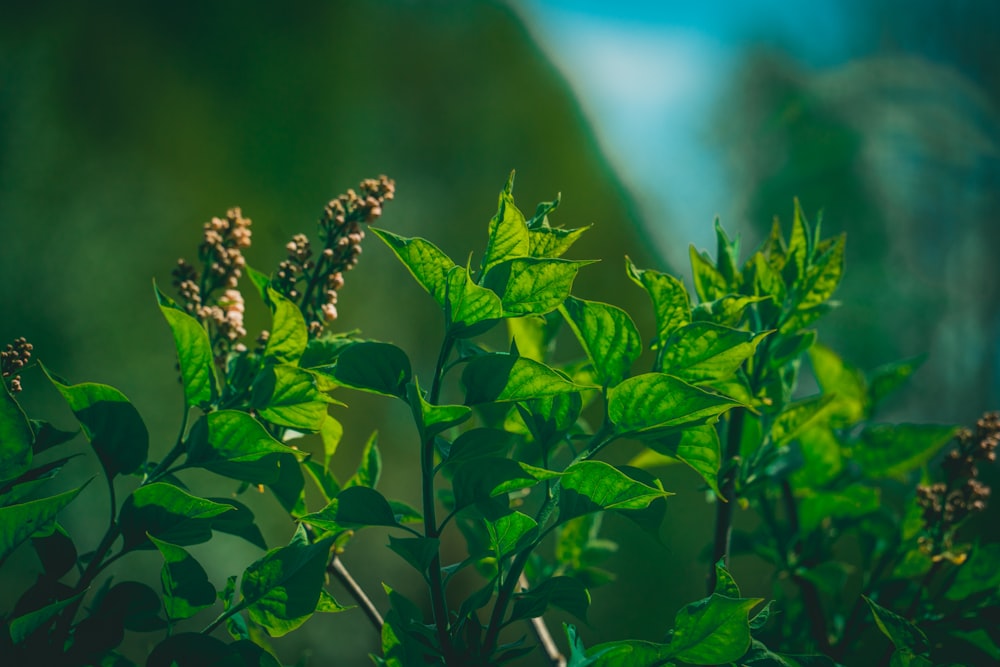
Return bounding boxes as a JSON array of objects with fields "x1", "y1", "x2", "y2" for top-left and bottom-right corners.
[
  {"x1": 799, "y1": 486, "x2": 880, "y2": 533},
  {"x1": 481, "y1": 173, "x2": 529, "y2": 275},
  {"x1": 252, "y1": 364, "x2": 332, "y2": 431},
  {"x1": 561, "y1": 297, "x2": 641, "y2": 387},
  {"x1": 485, "y1": 511, "x2": 537, "y2": 558},
  {"x1": 558, "y1": 461, "x2": 672, "y2": 524},
  {"x1": 443, "y1": 428, "x2": 514, "y2": 465},
  {"x1": 300, "y1": 485, "x2": 402, "y2": 535},
  {"x1": 155, "y1": 285, "x2": 217, "y2": 407},
  {"x1": 853, "y1": 424, "x2": 957, "y2": 480},
  {"x1": 626, "y1": 257, "x2": 691, "y2": 346},
  {"x1": 372, "y1": 228, "x2": 456, "y2": 306},
  {"x1": 864, "y1": 595, "x2": 930, "y2": 658},
  {"x1": 240, "y1": 525, "x2": 334, "y2": 637},
  {"x1": 327, "y1": 341, "x2": 412, "y2": 398},
  {"x1": 797, "y1": 233, "x2": 845, "y2": 309},
  {"x1": 150, "y1": 536, "x2": 216, "y2": 620},
  {"x1": 529, "y1": 225, "x2": 590, "y2": 258},
  {"x1": 691, "y1": 295, "x2": 769, "y2": 328},
  {"x1": 770, "y1": 396, "x2": 834, "y2": 448},
  {"x1": 0, "y1": 485, "x2": 85, "y2": 563},
  {"x1": 264, "y1": 287, "x2": 308, "y2": 364},
  {"x1": 509, "y1": 576, "x2": 590, "y2": 623},
  {"x1": 446, "y1": 265, "x2": 503, "y2": 337},
  {"x1": 119, "y1": 483, "x2": 233, "y2": 551},
  {"x1": 689, "y1": 247, "x2": 727, "y2": 303},
  {"x1": 186, "y1": 411, "x2": 303, "y2": 484},
  {"x1": 484, "y1": 257, "x2": 593, "y2": 317},
  {"x1": 8, "y1": 592, "x2": 84, "y2": 644},
  {"x1": 0, "y1": 383, "x2": 32, "y2": 483},
  {"x1": 808, "y1": 344, "x2": 868, "y2": 425},
  {"x1": 206, "y1": 496, "x2": 267, "y2": 549},
  {"x1": 945, "y1": 544, "x2": 1000, "y2": 600},
  {"x1": 667, "y1": 593, "x2": 760, "y2": 664},
  {"x1": 658, "y1": 323, "x2": 767, "y2": 384},
  {"x1": 644, "y1": 426, "x2": 722, "y2": 496},
  {"x1": 869, "y1": 355, "x2": 925, "y2": 408},
  {"x1": 147, "y1": 633, "x2": 243, "y2": 667},
  {"x1": 463, "y1": 353, "x2": 594, "y2": 405},
  {"x1": 408, "y1": 380, "x2": 472, "y2": 440},
  {"x1": 387, "y1": 535, "x2": 440, "y2": 576},
  {"x1": 452, "y1": 458, "x2": 560, "y2": 511},
  {"x1": 46, "y1": 372, "x2": 149, "y2": 479},
  {"x1": 608, "y1": 373, "x2": 740, "y2": 437}
]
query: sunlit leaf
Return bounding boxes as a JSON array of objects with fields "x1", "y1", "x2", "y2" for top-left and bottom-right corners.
[
  {"x1": 484, "y1": 257, "x2": 594, "y2": 317},
  {"x1": 797, "y1": 233, "x2": 845, "y2": 310},
  {"x1": 689, "y1": 247, "x2": 727, "y2": 303},
  {"x1": 808, "y1": 344, "x2": 868, "y2": 426},
  {"x1": 481, "y1": 173, "x2": 529, "y2": 275},
  {"x1": 608, "y1": 373, "x2": 740, "y2": 437},
  {"x1": 407, "y1": 380, "x2": 472, "y2": 440},
  {"x1": 561, "y1": 297, "x2": 641, "y2": 387},
  {"x1": 485, "y1": 511, "x2": 537, "y2": 558},
  {"x1": 643, "y1": 426, "x2": 722, "y2": 496},
  {"x1": 253, "y1": 364, "x2": 332, "y2": 431},
  {"x1": 558, "y1": 461, "x2": 672, "y2": 524},
  {"x1": 264, "y1": 287, "x2": 308, "y2": 364},
  {"x1": 371, "y1": 228, "x2": 456, "y2": 306},
  {"x1": 155, "y1": 284, "x2": 217, "y2": 408},
  {"x1": 626, "y1": 257, "x2": 691, "y2": 347},
  {"x1": 667, "y1": 593, "x2": 760, "y2": 664},
  {"x1": 185, "y1": 411, "x2": 303, "y2": 484},
  {"x1": 462, "y1": 352, "x2": 594, "y2": 404},
  {"x1": 446, "y1": 265, "x2": 503, "y2": 337},
  {"x1": 770, "y1": 395, "x2": 835, "y2": 448},
  {"x1": 658, "y1": 323, "x2": 767, "y2": 384}
]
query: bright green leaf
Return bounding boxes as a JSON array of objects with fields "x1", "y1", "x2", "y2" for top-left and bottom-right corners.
[
  {"x1": 407, "y1": 380, "x2": 472, "y2": 440},
  {"x1": 808, "y1": 344, "x2": 868, "y2": 426},
  {"x1": 667, "y1": 594, "x2": 761, "y2": 664},
  {"x1": 264, "y1": 287, "x2": 308, "y2": 364},
  {"x1": 658, "y1": 323, "x2": 767, "y2": 384},
  {"x1": 371, "y1": 228, "x2": 456, "y2": 306},
  {"x1": 644, "y1": 426, "x2": 722, "y2": 496},
  {"x1": 797, "y1": 233, "x2": 845, "y2": 310},
  {"x1": 485, "y1": 257, "x2": 594, "y2": 317},
  {"x1": 561, "y1": 297, "x2": 641, "y2": 387},
  {"x1": 558, "y1": 461, "x2": 672, "y2": 524},
  {"x1": 626, "y1": 257, "x2": 691, "y2": 346},
  {"x1": 688, "y1": 247, "x2": 727, "y2": 303},
  {"x1": 253, "y1": 364, "x2": 332, "y2": 431},
  {"x1": 155, "y1": 285, "x2": 217, "y2": 408},
  {"x1": 529, "y1": 225, "x2": 590, "y2": 258},
  {"x1": 446, "y1": 265, "x2": 503, "y2": 337},
  {"x1": 770, "y1": 395, "x2": 835, "y2": 448},
  {"x1": 608, "y1": 373, "x2": 740, "y2": 437},
  {"x1": 462, "y1": 353, "x2": 595, "y2": 405},
  {"x1": 485, "y1": 511, "x2": 537, "y2": 558},
  {"x1": 481, "y1": 175, "x2": 529, "y2": 275},
  {"x1": 186, "y1": 411, "x2": 303, "y2": 484}
]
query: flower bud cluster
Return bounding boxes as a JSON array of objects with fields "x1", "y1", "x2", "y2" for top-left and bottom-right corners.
[
  {"x1": 1, "y1": 337, "x2": 33, "y2": 394},
  {"x1": 199, "y1": 207, "x2": 251, "y2": 289},
  {"x1": 273, "y1": 175, "x2": 395, "y2": 335},
  {"x1": 916, "y1": 412, "x2": 998, "y2": 553}
]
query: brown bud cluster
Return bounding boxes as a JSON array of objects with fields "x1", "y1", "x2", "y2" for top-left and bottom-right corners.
[
  {"x1": 916, "y1": 411, "x2": 999, "y2": 553},
  {"x1": 1, "y1": 337, "x2": 33, "y2": 393},
  {"x1": 200, "y1": 207, "x2": 251, "y2": 289},
  {"x1": 273, "y1": 175, "x2": 395, "y2": 335}
]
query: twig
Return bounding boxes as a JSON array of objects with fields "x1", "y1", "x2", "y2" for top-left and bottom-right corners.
[
  {"x1": 709, "y1": 408, "x2": 745, "y2": 593},
  {"x1": 519, "y1": 574, "x2": 567, "y2": 667},
  {"x1": 329, "y1": 555, "x2": 383, "y2": 630}
]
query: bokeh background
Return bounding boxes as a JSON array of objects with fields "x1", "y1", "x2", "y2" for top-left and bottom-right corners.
[{"x1": 1, "y1": 1, "x2": 998, "y2": 664}]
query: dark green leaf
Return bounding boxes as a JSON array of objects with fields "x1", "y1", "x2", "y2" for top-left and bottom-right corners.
[
  {"x1": 147, "y1": 633, "x2": 241, "y2": 667},
  {"x1": 155, "y1": 284, "x2": 217, "y2": 408},
  {"x1": 267, "y1": 453, "x2": 307, "y2": 518},
  {"x1": 510, "y1": 576, "x2": 590, "y2": 623},
  {"x1": 658, "y1": 323, "x2": 767, "y2": 384},
  {"x1": 263, "y1": 287, "x2": 307, "y2": 364},
  {"x1": 252, "y1": 364, "x2": 332, "y2": 431},
  {"x1": 45, "y1": 372, "x2": 149, "y2": 478},
  {"x1": 608, "y1": 373, "x2": 741, "y2": 437},
  {"x1": 371, "y1": 228, "x2": 457, "y2": 306},
  {"x1": 485, "y1": 511, "x2": 537, "y2": 558},
  {"x1": 186, "y1": 411, "x2": 303, "y2": 484},
  {"x1": 299, "y1": 332, "x2": 358, "y2": 368},
  {"x1": 452, "y1": 458, "x2": 559, "y2": 511},
  {"x1": 150, "y1": 536, "x2": 216, "y2": 620},
  {"x1": 799, "y1": 486, "x2": 880, "y2": 532},
  {"x1": 444, "y1": 428, "x2": 514, "y2": 465},
  {"x1": 8, "y1": 592, "x2": 84, "y2": 644},
  {"x1": 869, "y1": 355, "x2": 926, "y2": 408},
  {"x1": 387, "y1": 536, "x2": 440, "y2": 576},
  {"x1": 300, "y1": 485, "x2": 401, "y2": 535},
  {"x1": 31, "y1": 522, "x2": 77, "y2": 579},
  {"x1": 644, "y1": 426, "x2": 721, "y2": 496},
  {"x1": 667, "y1": 593, "x2": 760, "y2": 664},
  {"x1": 119, "y1": 483, "x2": 233, "y2": 551},
  {"x1": 240, "y1": 525, "x2": 334, "y2": 637},
  {"x1": 481, "y1": 174, "x2": 529, "y2": 275},
  {"x1": 0, "y1": 485, "x2": 85, "y2": 562},
  {"x1": 558, "y1": 461, "x2": 672, "y2": 524},
  {"x1": 561, "y1": 297, "x2": 641, "y2": 387},
  {"x1": 345, "y1": 430, "x2": 382, "y2": 489},
  {"x1": 864, "y1": 595, "x2": 930, "y2": 656},
  {"x1": 446, "y1": 265, "x2": 503, "y2": 337},
  {"x1": 0, "y1": 383, "x2": 32, "y2": 483},
  {"x1": 205, "y1": 497, "x2": 267, "y2": 549},
  {"x1": 946, "y1": 544, "x2": 1000, "y2": 600},
  {"x1": 29, "y1": 420, "x2": 78, "y2": 453},
  {"x1": 463, "y1": 353, "x2": 595, "y2": 404},
  {"x1": 327, "y1": 341, "x2": 412, "y2": 398},
  {"x1": 585, "y1": 640, "x2": 673, "y2": 667},
  {"x1": 408, "y1": 380, "x2": 472, "y2": 440},
  {"x1": 853, "y1": 424, "x2": 957, "y2": 480},
  {"x1": 626, "y1": 257, "x2": 691, "y2": 346},
  {"x1": 485, "y1": 257, "x2": 594, "y2": 317},
  {"x1": 320, "y1": 414, "x2": 343, "y2": 470}
]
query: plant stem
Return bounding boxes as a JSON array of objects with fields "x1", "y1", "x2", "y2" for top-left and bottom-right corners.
[
  {"x1": 519, "y1": 573, "x2": 567, "y2": 667},
  {"x1": 709, "y1": 407, "x2": 744, "y2": 593},
  {"x1": 329, "y1": 555, "x2": 383, "y2": 630}
]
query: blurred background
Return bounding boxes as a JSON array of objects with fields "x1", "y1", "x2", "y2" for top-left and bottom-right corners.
[{"x1": 1, "y1": 0, "x2": 998, "y2": 663}]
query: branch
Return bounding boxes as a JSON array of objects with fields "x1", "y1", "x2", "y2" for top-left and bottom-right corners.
[{"x1": 329, "y1": 555, "x2": 383, "y2": 630}]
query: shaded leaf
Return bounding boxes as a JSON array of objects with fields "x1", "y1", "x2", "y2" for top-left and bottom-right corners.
[
  {"x1": 0, "y1": 384, "x2": 32, "y2": 484},
  {"x1": 510, "y1": 576, "x2": 590, "y2": 623},
  {"x1": 853, "y1": 424, "x2": 957, "y2": 480},
  {"x1": 864, "y1": 595, "x2": 930, "y2": 657},
  {"x1": 326, "y1": 341, "x2": 412, "y2": 398},
  {"x1": 345, "y1": 431, "x2": 381, "y2": 489},
  {"x1": 643, "y1": 426, "x2": 722, "y2": 496},
  {"x1": 463, "y1": 353, "x2": 594, "y2": 405},
  {"x1": 186, "y1": 411, "x2": 303, "y2": 484},
  {"x1": 408, "y1": 380, "x2": 472, "y2": 440},
  {"x1": 206, "y1": 496, "x2": 267, "y2": 549},
  {"x1": 119, "y1": 483, "x2": 233, "y2": 551},
  {"x1": 452, "y1": 458, "x2": 559, "y2": 511},
  {"x1": 150, "y1": 536, "x2": 216, "y2": 620},
  {"x1": 946, "y1": 544, "x2": 1000, "y2": 600},
  {"x1": 485, "y1": 511, "x2": 537, "y2": 558},
  {"x1": 387, "y1": 536, "x2": 440, "y2": 576},
  {"x1": 300, "y1": 485, "x2": 401, "y2": 535},
  {"x1": 668, "y1": 594, "x2": 760, "y2": 664},
  {"x1": 252, "y1": 364, "x2": 332, "y2": 431},
  {"x1": 0, "y1": 485, "x2": 85, "y2": 563}
]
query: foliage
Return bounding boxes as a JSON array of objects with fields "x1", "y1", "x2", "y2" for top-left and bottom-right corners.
[{"x1": 0, "y1": 174, "x2": 996, "y2": 666}]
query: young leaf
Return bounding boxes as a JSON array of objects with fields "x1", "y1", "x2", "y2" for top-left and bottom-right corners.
[
  {"x1": 481, "y1": 174, "x2": 530, "y2": 275},
  {"x1": 462, "y1": 353, "x2": 595, "y2": 404},
  {"x1": 608, "y1": 373, "x2": 740, "y2": 437},
  {"x1": 713, "y1": 561, "x2": 740, "y2": 598},
  {"x1": 0, "y1": 383, "x2": 32, "y2": 484},
  {"x1": 509, "y1": 576, "x2": 590, "y2": 623},
  {"x1": 691, "y1": 295, "x2": 769, "y2": 328},
  {"x1": 667, "y1": 593, "x2": 761, "y2": 664},
  {"x1": 118, "y1": 483, "x2": 233, "y2": 551},
  {"x1": 155, "y1": 284, "x2": 217, "y2": 408},
  {"x1": 252, "y1": 364, "x2": 333, "y2": 431},
  {"x1": 185, "y1": 411, "x2": 304, "y2": 484},
  {"x1": 689, "y1": 247, "x2": 727, "y2": 303},
  {"x1": 626, "y1": 257, "x2": 691, "y2": 346},
  {"x1": 558, "y1": 461, "x2": 673, "y2": 524},
  {"x1": 529, "y1": 225, "x2": 590, "y2": 259},
  {"x1": 561, "y1": 297, "x2": 641, "y2": 387},
  {"x1": 797, "y1": 233, "x2": 845, "y2": 310},
  {"x1": 714, "y1": 219, "x2": 742, "y2": 287},
  {"x1": 240, "y1": 526, "x2": 334, "y2": 637},
  {"x1": 326, "y1": 341, "x2": 412, "y2": 398},
  {"x1": 852, "y1": 424, "x2": 957, "y2": 480},
  {"x1": 643, "y1": 426, "x2": 722, "y2": 496},
  {"x1": 371, "y1": 228, "x2": 457, "y2": 306},
  {"x1": 446, "y1": 265, "x2": 503, "y2": 338},
  {"x1": 485, "y1": 511, "x2": 538, "y2": 558},
  {"x1": 320, "y1": 414, "x2": 343, "y2": 470},
  {"x1": 45, "y1": 372, "x2": 149, "y2": 479},
  {"x1": 0, "y1": 485, "x2": 85, "y2": 563},
  {"x1": 150, "y1": 536, "x2": 216, "y2": 621},
  {"x1": 658, "y1": 323, "x2": 768, "y2": 385},
  {"x1": 264, "y1": 286, "x2": 308, "y2": 364},
  {"x1": 484, "y1": 257, "x2": 594, "y2": 317}
]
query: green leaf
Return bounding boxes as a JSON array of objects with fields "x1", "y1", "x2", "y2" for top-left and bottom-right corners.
[
  {"x1": 0, "y1": 484, "x2": 85, "y2": 563},
  {"x1": 443, "y1": 428, "x2": 513, "y2": 465},
  {"x1": 206, "y1": 496, "x2": 267, "y2": 549},
  {"x1": 864, "y1": 595, "x2": 930, "y2": 657},
  {"x1": 320, "y1": 414, "x2": 343, "y2": 470},
  {"x1": 462, "y1": 353, "x2": 595, "y2": 405},
  {"x1": 8, "y1": 592, "x2": 84, "y2": 644},
  {"x1": 387, "y1": 535, "x2": 440, "y2": 576},
  {"x1": 29, "y1": 420, "x2": 78, "y2": 453},
  {"x1": 853, "y1": 424, "x2": 957, "y2": 480},
  {"x1": 253, "y1": 364, "x2": 332, "y2": 431},
  {"x1": 658, "y1": 323, "x2": 767, "y2": 384},
  {"x1": 407, "y1": 380, "x2": 472, "y2": 440},
  {"x1": 327, "y1": 341, "x2": 412, "y2": 398},
  {"x1": 481, "y1": 174, "x2": 530, "y2": 275},
  {"x1": 689, "y1": 246, "x2": 727, "y2": 303},
  {"x1": 186, "y1": 411, "x2": 303, "y2": 484},
  {"x1": 770, "y1": 395, "x2": 835, "y2": 448},
  {"x1": 31, "y1": 522, "x2": 77, "y2": 578},
  {"x1": 300, "y1": 485, "x2": 401, "y2": 535},
  {"x1": 798, "y1": 486, "x2": 880, "y2": 532},
  {"x1": 485, "y1": 257, "x2": 594, "y2": 317},
  {"x1": 510, "y1": 576, "x2": 590, "y2": 623},
  {"x1": 644, "y1": 426, "x2": 722, "y2": 496},
  {"x1": 0, "y1": 383, "x2": 32, "y2": 484},
  {"x1": 797, "y1": 233, "x2": 845, "y2": 310},
  {"x1": 945, "y1": 544, "x2": 1000, "y2": 600},
  {"x1": 485, "y1": 511, "x2": 537, "y2": 558},
  {"x1": 691, "y1": 295, "x2": 769, "y2": 328},
  {"x1": 808, "y1": 344, "x2": 868, "y2": 426},
  {"x1": 119, "y1": 483, "x2": 233, "y2": 551},
  {"x1": 608, "y1": 373, "x2": 740, "y2": 437},
  {"x1": 869, "y1": 355, "x2": 926, "y2": 408},
  {"x1": 529, "y1": 225, "x2": 590, "y2": 259},
  {"x1": 240, "y1": 525, "x2": 334, "y2": 637},
  {"x1": 150, "y1": 536, "x2": 216, "y2": 620},
  {"x1": 345, "y1": 431, "x2": 382, "y2": 489},
  {"x1": 315, "y1": 589, "x2": 350, "y2": 614},
  {"x1": 446, "y1": 265, "x2": 503, "y2": 337},
  {"x1": 561, "y1": 297, "x2": 641, "y2": 387},
  {"x1": 713, "y1": 561, "x2": 740, "y2": 598},
  {"x1": 667, "y1": 594, "x2": 761, "y2": 664},
  {"x1": 584, "y1": 640, "x2": 673, "y2": 667},
  {"x1": 263, "y1": 287, "x2": 308, "y2": 364},
  {"x1": 558, "y1": 461, "x2": 672, "y2": 524},
  {"x1": 371, "y1": 228, "x2": 456, "y2": 306},
  {"x1": 155, "y1": 284, "x2": 217, "y2": 408},
  {"x1": 452, "y1": 458, "x2": 560, "y2": 511},
  {"x1": 45, "y1": 371, "x2": 149, "y2": 478},
  {"x1": 714, "y1": 219, "x2": 741, "y2": 287},
  {"x1": 268, "y1": 453, "x2": 307, "y2": 518},
  {"x1": 518, "y1": 391, "x2": 583, "y2": 449},
  {"x1": 626, "y1": 257, "x2": 691, "y2": 345}
]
